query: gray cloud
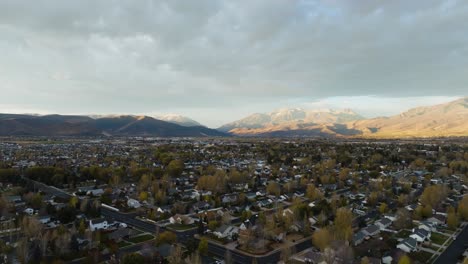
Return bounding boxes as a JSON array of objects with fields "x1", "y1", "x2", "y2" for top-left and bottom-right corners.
[{"x1": 0, "y1": 0, "x2": 466, "y2": 126}]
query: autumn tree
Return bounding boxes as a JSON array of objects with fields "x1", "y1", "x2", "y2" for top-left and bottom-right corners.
[
  {"x1": 266, "y1": 181, "x2": 281, "y2": 196},
  {"x1": 394, "y1": 208, "x2": 412, "y2": 229},
  {"x1": 458, "y1": 195, "x2": 468, "y2": 221},
  {"x1": 121, "y1": 253, "x2": 145, "y2": 264},
  {"x1": 198, "y1": 237, "x2": 208, "y2": 255},
  {"x1": 168, "y1": 244, "x2": 183, "y2": 264},
  {"x1": 166, "y1": 160, "x2": 185, "y2": 177},
  {"x1": 312, "y1": 228, "x2": 331, "y2": 251},
  {"x1": 447, "y1": 207, "x2": 459, "y2": 230},
  {"x1": 306, "y1": 184, "x2": 323, "y2": 201},
  {"x1": 420, "y1": 185, "x2": 448, "y2": 208},
  {"x1": 333, "y1": 208, "x2": 353, "y2": 241},
  {"x1": 398, "y1": 255, "x2": 411, "y2": 264},
  {"x1": 156, "y1": 231, "x2": 176, "y2": 245}
]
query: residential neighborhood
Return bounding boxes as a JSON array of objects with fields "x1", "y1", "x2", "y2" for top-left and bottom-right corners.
[{"x1": 0, "y1": 137, "x2": 467, "y2": 263}]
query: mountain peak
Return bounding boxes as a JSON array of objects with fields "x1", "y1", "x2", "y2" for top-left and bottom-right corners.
[
  {"x1": 152, "y1": 114, "x2": 203, "y2": 127},
  {"x1": 218, "y1": 107, "x2": 363, "y2": 132}
]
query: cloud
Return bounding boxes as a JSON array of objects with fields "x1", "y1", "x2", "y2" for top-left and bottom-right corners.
[{"x1": 0, "y1": 0, "x2": 466, "y2": 126}]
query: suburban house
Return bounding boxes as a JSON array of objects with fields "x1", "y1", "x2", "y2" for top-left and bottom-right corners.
[
  {"x1": 418, "y1": 221, "x2": 436, "y2": 232},
  {"x1": 23, "y1": 208, "x2": 34, "y2": 215},
  {"x1": 353, "y1": 231, "x2": 366, "y2": 246},
  {"x1": 222, "y1": 194, "x2": 238, "y2": 204},
  {"x1": 169, "y1": 214, "x2": 194, "y2": 225},
  {"x1": 192, "y1": 201, "x2": 211, "y2": 211},
  {"x1": 362, "y1": 225, "x2": 381, "y2": 237},
  {"x1": 108, "y1": 228, "x2": 138, "y2": 242},
  {"x1": 38, "y1": 215, "x2": 51, "y2": 224},
  {"x1": 426, "y1": 215, "x2": 445, "y2": 226},
  {"x1": 410, "y1": 228, "x2": 431, "y2": 242},
  {"x1": 375, "y1": 218, "x2": 392, "y2": 230},
  {"x1": 397, "y1": 237, "x2": 418, "y2": 253},
  {"x1": 89, "y1": 218, "x2": 108, "y2": 231},
  {"x1": 127, "y1": 198, "x2": 141, "y2": 209},
  {"x1": 213, "y1": 225, "x2": 239, "y2": 239},
  {"x1": 87, "y1": 188, "x2": 105, "y2": 196}
]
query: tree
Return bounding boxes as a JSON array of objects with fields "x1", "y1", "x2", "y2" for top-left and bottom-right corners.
[
  {"x1": 266, "y1": 181, "x2": 281, "y2": 196},
  {"x1": 306, "y1": 185, "x2": 322, "y2": 201},
  {"x1": 69, "y1": 196, "x2": 79, "y2": 208},
  {"x1": 447, "y1": 208, "x2": 459, "y2": 230},
  {"x1": 139, "y1": 191, "x2": 149, "y2": 201},
  {"x1": 398, "y1": 255, "x2": 411, "y2": 264},
  {"x1": 156, "y1": 231, "x2": 176, "y2": 245},
  {"x1": 280, "y1": 246, "x2": 294, "y2": 264},
  {"x1": 166, "y1": 160, "x2": 185, "y2": 177},
  {"x1": 198, "y1": 237, "x2": 208, "y2": 255},
  {"x1": 334, "y1": 208, "x2": 353, "y2": 241},
  {"x1": 379, "y1": 203, "x2": 388, "y2": 214},
  {"x1": 395, "y1": 208, "x2": 412, "y2": 229},
  {"x1": 312, "y1": 228, "x2": 331, "y2": 251},
  {"x1": 458, "y1": 195, "x2": 468, "y2": 221},
  {"x1": 420, "y1": 185, "x2": 448, "y2": 208},
  {"x1": 361, "y1": 257, "x2": 370, "y2": 264},
  {"x1": 121, "y1": 253, "x2": 145, "y2": 264},
  {"x1": 168, "y1": 244, "x2": 183, "y2": 264},
  {"x1": 225, "y1": 250, "x2": 233, "y2": 264}
]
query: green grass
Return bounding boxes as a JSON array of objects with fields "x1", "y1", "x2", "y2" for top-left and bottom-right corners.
[
  {"x1": 118, "y1": 241, "x2": 132, "y2": 248},
  {"x1": 395, "y1": 230, "x2": 412, "y2": 238},
  {"x1": 430, "y1": 233, "x2": 449, "y2": 245},
  {"x1": 409, "y1": 251, "x2": 433, "y2": 263},
  {"x1": 167, "y1": 223, "x2": 196, "y2": 231},
  {"x1": 127, "y1": 234, "x2": 154, "y2": 243}
]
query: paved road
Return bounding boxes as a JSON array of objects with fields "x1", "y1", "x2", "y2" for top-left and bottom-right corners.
[
  {"x1": 434, "y1": 224, "x2": 468, "y2": 264},
  {"x1": 199, "y1": 236, "x2": 312, "y2": 264}
]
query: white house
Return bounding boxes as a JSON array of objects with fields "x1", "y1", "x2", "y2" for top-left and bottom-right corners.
[
  {"x1": 213, "y1": 225, "x2": 239, "y2": 239},
  {"x1": 23, "y1": 208, "x2": 34, "y2": 215},
  {"x1": 363, "y1": 225, "x2": 381, "y2": 237},
  {"x1": 169, "y1": 214, "x2": 194, "y2": 225},
  {"x1": 87, "y1": 189, "x2": 104, "y2": 196},
  {"x1": 397, "y1": 237, "x2": 418, "y2": 253},
  {"x1": 418, "y1": 221, "x2": 436, "y2": 232},
  {"x1": 375, "y1": 218, "x2": 392, "y2": 230},
  {"x1": 127, "y1": 199, "x2": 141, "y2": 209},
  {"x1": 89, "y1": 218, "x2": 108, "y2": 231},
  {"x1": 410, "y1": 228, "x2": 430, "y2": 243},
  {"x1": 38, "y1": 215, "x2": 51, "y2": 224}
]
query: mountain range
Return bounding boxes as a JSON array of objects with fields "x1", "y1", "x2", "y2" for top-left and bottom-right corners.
[
  {"x1": 0, "y1": 97, "x2": 466, "y2": 138},
  {"x1": 219, "y1": 97, "x2": 468, "y2": 138},
  {"x1": 0, "y1": 114, "x2": 225, "y2": 137}
]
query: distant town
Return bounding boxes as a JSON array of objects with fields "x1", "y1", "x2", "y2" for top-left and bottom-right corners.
[{"x1": 0, "y1": 136, "x2": 466, "y2": 264}]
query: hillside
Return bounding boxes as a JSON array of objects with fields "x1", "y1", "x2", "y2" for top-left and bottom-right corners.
[
  {"x1": 347, "y1": 97, "x2": 468, "y2": 138},
  {"x1": 0, "y1": 114, "x2": 225, "y2": 137},
  {"x1": 152, "y1": 114, "x2": 203, "y2": 127},
  {"x1": 218, "y1": 108, "x2": 363, "y2": 132},
  {"x1": 221, "y1": 98, "x2": 468, "y2": 138}
]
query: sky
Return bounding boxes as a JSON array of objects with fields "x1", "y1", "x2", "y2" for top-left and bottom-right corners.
[{"x1": 0, "y1": 0, "x2": 466, "y2": 127}]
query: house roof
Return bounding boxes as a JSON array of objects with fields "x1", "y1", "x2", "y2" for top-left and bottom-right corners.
[
  {"x1": 400, "y1": 237, "x2": 417, "y2": 249},
  {"x1": 364, "y1": 224, "x2": 380, "y2": 234},
  {"x1": 413, "y1": 228, "x2": 429, "y2": 238},
  {"x1": 377, "y1": 217, "x2": 392, "y2": 226},
  {"x1": 90, "y1": 218, "x2": 107, "y2": 225},
  {"x1": 108, "y1": 228, "x2": 138, "y2": 240},
  {"x1": 353, "y1": 231, "x2": 366, "y2": 242}
]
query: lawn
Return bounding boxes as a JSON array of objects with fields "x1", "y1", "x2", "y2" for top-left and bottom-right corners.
[
  {"x1": 409, "y1": 251, "x2": 433, "y2": 263},
  {"x1": 430, "y1": 233, "x2": 449, "y2": 245},
  {"x1": 395, "y1": 230, "x2": 411, "y2": 238},
  {"x1": 167, "y1": 223, "x2": 196, "y2": 231},
  {"x1": 127, "y1": 234, "x2": 154, "y2": 243},
  {"x1": 118, "y1": 241, "x2": 132, "y2": 248}
]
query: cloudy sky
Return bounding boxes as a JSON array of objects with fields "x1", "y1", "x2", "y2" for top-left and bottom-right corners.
[{"x1": 0, "y1": 0, "x2": 466, "y2": 127}]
